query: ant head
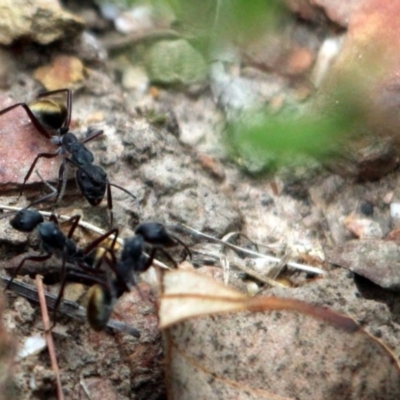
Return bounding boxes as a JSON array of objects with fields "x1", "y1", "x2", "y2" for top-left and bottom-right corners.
[
  {"x1": 75, "y1": 164, "x2": 107, "y2": 206},
  {"x1": 10, "y1": 209, "x2": 44, "y2": 232},
  {"x1": 135, "y1": 222, "x2": 176, "y2": 247}
]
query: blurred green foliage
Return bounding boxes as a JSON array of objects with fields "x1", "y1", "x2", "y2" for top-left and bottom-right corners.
[
  {"x1": 228, "y1": 75, "x2": 370, "y2": 172},
  {"x1": 105, "y1": 0, "x2": 371, "y2": 172}
]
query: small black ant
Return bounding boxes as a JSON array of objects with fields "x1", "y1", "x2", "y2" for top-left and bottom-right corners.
[
  {"x1": 2, "y1": 207, "x2": 122, "y2": 323},
  {"x1": 0, "y1": 89, "x2": 100, "y2": 193},
  {"x1": 0, "y1": 89, "x2": 136, "y2": 224},
  {"x1": 85, "y1": 222, "x2": 191, "y2": 330}
]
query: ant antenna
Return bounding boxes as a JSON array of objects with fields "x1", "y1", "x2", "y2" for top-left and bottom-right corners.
[
  {"x1": 35, "y1": 170, "x2": 58, "y2": 199},
  {"x1": 0, "y1": 209, "x2": 18, "y2": 221},
  {"x1": 108, "y1": 182, "x2": 136, "y2": 201}
]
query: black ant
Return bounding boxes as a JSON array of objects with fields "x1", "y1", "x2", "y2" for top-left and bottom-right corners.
[
  {"x1": 85, "y1": 222, "x2": 191, "y2": 330},
  {"x1": 0, "y1": 89, "x2": 99, "y2": 192},
  {"x1": 0, "y1": 89, "x2": 136, "y2": 224},
  {"x1": 2, "y1": 207, "x2": 122, "y2": 323}
]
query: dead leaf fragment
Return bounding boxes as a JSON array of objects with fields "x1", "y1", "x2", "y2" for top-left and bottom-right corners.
[{"x1": 161, "y1": 270, "x2": 400, "y2": 400}]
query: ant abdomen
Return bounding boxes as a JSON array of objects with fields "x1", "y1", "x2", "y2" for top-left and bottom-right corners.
[{"x1": 86, "y1": 284, "x2": 115, "y2": 331}]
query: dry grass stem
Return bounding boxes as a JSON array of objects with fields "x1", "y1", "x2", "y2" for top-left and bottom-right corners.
[
  {"x1": 35, "y1": 275, "x2": 64, "y2": 400},
  {"x1": 182, "y1": 224, "x2": 327, "y2": 275}
]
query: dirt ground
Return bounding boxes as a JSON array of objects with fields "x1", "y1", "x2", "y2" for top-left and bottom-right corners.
[{"x1": 1, "y1": 1, "x2": 400, "y2": 399}]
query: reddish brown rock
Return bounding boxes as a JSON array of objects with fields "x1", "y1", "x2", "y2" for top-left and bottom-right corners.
[
  {"x1": 244, "y1": 32, "x2": 315, "y2": 78},
  {"x1": 285, "y1": 0, "x2": 365, "y2": 27},
  {"x1": 315, "y1": 1, "x2": 400, "y2": 180}
]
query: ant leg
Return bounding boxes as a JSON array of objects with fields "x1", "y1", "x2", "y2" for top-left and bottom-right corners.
[
  {"x1": 4, "y1": 253, "x2": 52, "y2": 291},
  {"x1": 106, "y1": 182, "x2": 114, "y2": 227},
  {"x1": 106, "y1": 182, "x2": 138, "y2": 227},
  {"x1": 65, "y1": 270, "x2": 109, "y2": 287},
  {"x1": 26, "y1": 170, "x2": 59, "y2": 208},
  {"x1": 48, "y1": 214, "x2": 79, "y2": 230},
  {"x1": 65, "y1": 215, "x2": 81, "y2": 238},
  {"x1": 37, "y1": 89, "x2": 72, "y2": 129},
  {"x1": 0, "y1": 103, "x2": 51, "y2": 138},
  {"x1": 48, "y1": 214, "x2": 59, "y2": 224},
  {"x1": 20, "y1": 152, "x2": 60, "y2": 196},
  {"x1": 50, "y1": 254, "x2": 68, "y2": 328},
  {"x1": 83, "y1": 228, "x2": 119, "y2": 256},
  {"x1": 81, "y1": 129, "x2": 103, "y2": 145},
  {"x1": 27, "y1": 192, "x2": 58, "y2": 209},
  {"x1": 169, "y1": 234, "x2": 192, "y2": 261},
  {"x1": 155, "y1": 247, "x2": 179, "y2": 268},
  {"x1": 47, "y1": 212, "x2": 81, "y2": 238},
  {"x1": 81, "y1": 228, "x2": 132, "y2": 292},
  {"x1": 56, "y1": 158, "x2": 68, "y2": 203}
]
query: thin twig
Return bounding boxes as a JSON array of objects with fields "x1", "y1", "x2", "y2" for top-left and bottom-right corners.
[
  {"x1": 35, "y1": 275, "x2": 64, "y2": 400},
  {"x1": 101, "y1": 28, "x2": 180, "y2": 51},
  {"x1": 181, "y1": 224, "x2": 327, "y2": 275},
  {"x1": 227, "y1": 256, "x2": 287, "y2": 288}
]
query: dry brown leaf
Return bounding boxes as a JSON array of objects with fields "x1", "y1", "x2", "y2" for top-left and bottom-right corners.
[{"x1": 160, "y1": 270, "x2": 400, "y2": 400}]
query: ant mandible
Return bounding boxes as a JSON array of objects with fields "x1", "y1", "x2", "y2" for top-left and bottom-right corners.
[{"x1": 86, "y1": 222, "x2": 192, "y2": 330}]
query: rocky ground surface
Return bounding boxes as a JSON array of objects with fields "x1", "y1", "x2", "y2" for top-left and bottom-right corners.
[{"x1": 0, "y1": 0, "x2": 400, "y2": 399}]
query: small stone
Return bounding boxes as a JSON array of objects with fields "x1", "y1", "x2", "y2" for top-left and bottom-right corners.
[
  {"x1": 360, "y1": 201, "x2": 374, "y2": 216},
  {"x1": 196, "y1": 153, "x2": 226, "y2": 182},
  {"x1": 34, "y1": 55, "x2": 86, "y2": 90},
  {"x1": 343, "y1": 215, "x2": 383, "y2": 239},
  {"x1": 146, "y1": 39, "x2": 208, "y2": 87},
  {"x1": 386, "y1": 227, "x2": 400, "y2": 241},
  {"x1": 390, "y1": 203, "x2": 400, "y2": 219},
  {"x1": 77, "y1": 377, "x2": 118, "y2": 400},
  {"x1": 115, "y1": 6, "x2": 154, "y2": 34},
  {"x1": 284, "y1": 46, "x2": 315, "y2": 76},
  {"x1": 383, "y1": 191, "x2": 394, "y2": 204},
  {"x1": 121, "y1": 66, "x2": 149, "y2": 93},
  {"x1": 0, "y1": 0, "x2": 84, "y2": 45},
  {"x1": 325, "y1": 240, "x2": 400, "y2": 290}
]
